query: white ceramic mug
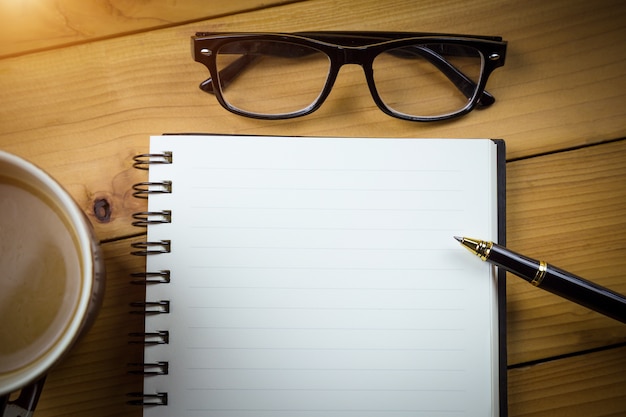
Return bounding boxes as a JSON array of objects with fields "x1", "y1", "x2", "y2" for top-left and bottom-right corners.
[{"x1": 0, "y1": 151, "x2": 105, "y2": 416}]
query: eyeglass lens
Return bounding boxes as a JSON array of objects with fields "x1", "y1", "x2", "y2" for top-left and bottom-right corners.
[
  {"x1": 216, "y1": 41, "x2": 330, "y2": 116},
  {"x1": 372, "y1": 44, "x2": 483, "y2": 118},
  {"x1": 214, "y1": 40, "x2": 484, "y2": 118}
]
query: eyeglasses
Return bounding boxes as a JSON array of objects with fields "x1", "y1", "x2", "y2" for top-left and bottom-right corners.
[{"x1": 191, "y1": 31, "x2": 507, "y2": 122}]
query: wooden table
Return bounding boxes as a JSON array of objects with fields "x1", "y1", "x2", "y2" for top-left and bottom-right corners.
[{"x1": 1, "y1": 0, "x2": 625, "y2": 415}]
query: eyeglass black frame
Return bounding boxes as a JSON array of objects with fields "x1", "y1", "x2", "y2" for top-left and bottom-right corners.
[{"x1": 191, "y1": 31, "x2": 507, "y2": 122}]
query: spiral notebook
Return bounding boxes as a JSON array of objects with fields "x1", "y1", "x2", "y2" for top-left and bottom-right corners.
[{"x1": 129, "y1": 134, "x2": 507, "y2": 416}]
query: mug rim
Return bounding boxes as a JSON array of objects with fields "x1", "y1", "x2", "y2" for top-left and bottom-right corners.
[{"x1": 0, "y1": 150, "x2": 96, "y2": 396}]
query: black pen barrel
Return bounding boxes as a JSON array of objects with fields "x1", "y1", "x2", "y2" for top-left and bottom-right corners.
[
  {"x1": 488, "y1": 244, "x2": 626, "y2": 324},
  {"x1": 487, "y1": 244, "x2": 540, "y2": 282},
  {"x1": 541, "y1": 264, "x2": 626, "y2": 323}
]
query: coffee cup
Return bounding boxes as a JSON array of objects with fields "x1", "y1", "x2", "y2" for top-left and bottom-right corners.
[{"x1": 0, "y1": 150, "x2": 105, "y2": 416}]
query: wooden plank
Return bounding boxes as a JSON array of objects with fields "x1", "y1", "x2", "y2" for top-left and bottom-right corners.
[
  {"x1": 506, "y1": 139, "x2": 626, "y2": 365},
  {"x1": 0, "y1": 0, "x2": 624, "y2": 360},
  {"x1": 508, "y1": 346, "x2": 626, "y2": 416},
  {"x1": 1, "y1": 1, "x2": 624, "y2": 415},
  {"x1": 0, "y1": 0, "x2": 300, "y2": 58},
  {"x1": 0, "y1": 0, "x2": 622, "y2": 164},
  {"x1": 33, "y1": 238, "x2": 145, "y2": 417}
]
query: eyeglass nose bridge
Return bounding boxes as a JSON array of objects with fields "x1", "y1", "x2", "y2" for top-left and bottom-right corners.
[
  {"x1": 331, "y1": 46, "x2": 378, "y2": 98},
  {"x1": 335, "y1": 46, "x2": 370, "y2": 67}
]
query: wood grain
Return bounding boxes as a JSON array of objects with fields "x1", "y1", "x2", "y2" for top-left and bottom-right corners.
[
  {"x1": 508, "y1": 346, "x2": 626, "y2": 417},
  {"x1": 506, "y1": 139, "x2": 626, "y2": 365},
  {"x1": 0, "y1": 0, "x2": 623, "y2": 170},
  {"x1": 1, "y1": 0, "x2": 624, "y2": 244},
  {"x1": 2, "y1": 0, "x2": 626, "y2": 415},
  {"x1": 0, "y1": 0, "x2": 299, "y2": 58}
]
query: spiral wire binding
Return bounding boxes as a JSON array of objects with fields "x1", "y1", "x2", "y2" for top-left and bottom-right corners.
[
  {"x1": 130, "y1": 240, "x2": 171, "y2": 256},
  {"x1": 133, "y1": 151, "x2": 173, "y2": 170},
  {"x1": 128, "y1": 152, "x2": 173, "y2": 406},
  {"x1": 128, "y1": 361, "x2": 169, "y2": 376},
  {"x1": 130, "y1": 300, "x2": 171, "y2": 315},
  {"x1": 127, "y1": 392, "x2": 168, "y2": 406},
  {"x1": 130, "y1": 270, "x2": 171, "y2": 285},
  {"x1": 128, "y1": 330, "x2": 170, "y2": 345},
  {"x1": 132, "y1": 180, "x2": 172, "y2": 199}
]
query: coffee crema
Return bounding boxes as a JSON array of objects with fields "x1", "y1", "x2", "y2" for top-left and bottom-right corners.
[{"x1": 0, "y1": 179, "x2": 82, "y2": 374}]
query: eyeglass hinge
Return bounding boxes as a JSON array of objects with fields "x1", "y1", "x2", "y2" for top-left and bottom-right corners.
[
  {"x1": 200, "y1": 48, "x2": 212, "y2": 56},
  {"x1": 488, "y1": 53, "x2": 501, "y2": 61}
]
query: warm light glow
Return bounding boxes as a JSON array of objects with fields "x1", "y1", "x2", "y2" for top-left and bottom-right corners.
[{"x1": 0, "y1": 0, "x2": 82, "y2": 57}]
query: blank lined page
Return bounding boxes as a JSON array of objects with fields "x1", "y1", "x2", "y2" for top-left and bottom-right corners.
[{"x1": 142, "y1": 135, "x2": 501, "y2": 417}]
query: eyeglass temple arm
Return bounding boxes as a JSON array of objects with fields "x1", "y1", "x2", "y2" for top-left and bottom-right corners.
[
  {"x1": 405, "y1": 46, "x2": 495, "y2": 107},
  {"x1": 199, "y1": 53, "x2": 259, "y2": 93},
  {"x1": 198, "y1": 47, "x2": 495, "y2": 107}
]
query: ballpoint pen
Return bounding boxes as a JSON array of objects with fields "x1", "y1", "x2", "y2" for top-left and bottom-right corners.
[{"x1": 454, "y1": 236, "x2": 626, "y2": 323}]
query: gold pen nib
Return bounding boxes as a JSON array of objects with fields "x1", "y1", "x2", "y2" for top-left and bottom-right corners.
[{"x1": 453, "y1": 236, "x2": 492, "y2": 261}]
